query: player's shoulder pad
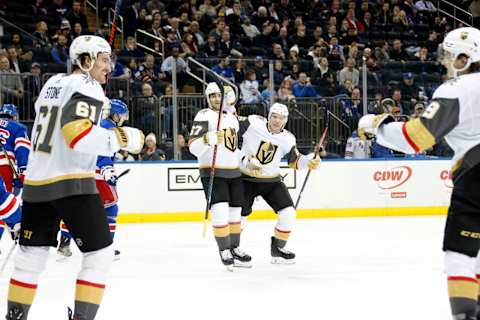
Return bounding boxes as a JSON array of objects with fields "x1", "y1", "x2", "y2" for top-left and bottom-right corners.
[
  {"x1": 194, "y1": 108, "x2": 213, "y2": 120},
  {"x1": 282, "y1": 129, "x2": 296, "y2": 144},
  {"x1": 68, "y1": 73, "x2": 105, "y2": 101}
]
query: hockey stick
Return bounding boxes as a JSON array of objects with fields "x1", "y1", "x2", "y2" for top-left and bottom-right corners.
[
  {"x1": 117, "y1": 168, "x2": 130, "y2": 180},
  {"x1": 294, "y1": 125, "x2": 328, "y2": 210},
  {"x1": 202, "y1": 81, "x2": 225, "y2": 238},
  {"x1": 0, "y1": 240, "x2": 17, "y2": 276},
  {"x1": 0, "y1": 143, "x2": 19, "y2": 179},
  {"x1": 104, "y1": 0, "x2": 122, "y2": 97}
]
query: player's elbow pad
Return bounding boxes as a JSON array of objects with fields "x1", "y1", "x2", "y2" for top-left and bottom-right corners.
[{"x1": 61, "y1": 120, "x2": 120, "y2": 156}]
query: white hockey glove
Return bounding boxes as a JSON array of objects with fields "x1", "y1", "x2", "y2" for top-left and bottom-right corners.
[
  {"x1": 307, "y1": 154, "x2": 321, "y2": 170},
  {"x1": 243, "y1": 155, "x2": 263, "y2": 175},
  {"x1": 357, "y1": 114, "x2": 395, "y2": 140},
  {"x1": 101, "y1": 166, "x2": 117, "y2": 186},
  {"x1": 298, "y1": 153, "x2": 321, "y2": 170},
  {"x1": 203, "y1": 130, "x2": 225, "y2": 146},
  {"x1": 112, "y1": 127, "x2": 145, "y2": 154}
]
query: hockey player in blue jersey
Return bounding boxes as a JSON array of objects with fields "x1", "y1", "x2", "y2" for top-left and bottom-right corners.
[
  {"x1": 0, "y1": 104, "x2": 29, "y2": 244},
  {"x1": 0, "y1": 175, "x2": 22, "y2": 255},
  {"x1": 57, "y1": 99, "x2": 129, "y2": 260}
]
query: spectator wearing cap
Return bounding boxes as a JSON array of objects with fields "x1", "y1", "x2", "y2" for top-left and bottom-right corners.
[
  {"x1": 411, "y1": 102, "x2": 425, "y2": 118},
  {"x1": 211, "y1": 55, "x2": 235, "y2": 83},
  {"x1": 240, "y1": 69, "x2": 261, "y2": 104},
  {"x1": 164, "y1": 27, "x2": 181, "y2": 57},
  {"x1": 292, "y1": 72, "x2": 319, "y2": 98},
  {"x1": 338, "y1": 58, "x2": 359, "y2": 87},
  {"x1": 288, "y1": 45, "x2": 301, "y2": 64},
  {"x1": 140, "y1": 133, "x2": 166, "y2": 161},
  {"x1": 400, "y1": 72, "x2": 420, "y2": 109},
  {"x1": 52, "y1": 19, "x2": 72, "y2": 44},
  {"x1": 66, "y1": 0, "x2": 88, "y2": 31},
  {"x1": 51, "y1": 34, "x2": 69, "y2": 65}
]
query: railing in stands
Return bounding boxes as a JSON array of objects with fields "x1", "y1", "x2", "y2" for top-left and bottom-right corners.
[
  {"x1": 135, "y1": 29, "x2": 164, "y2": 59},
  {"x1": 0, "y1": 16, "x2": 46, "y2": 46},
  {"x1": 84, "y1": 0, "x2": 99, "y2": 32},
  {"x1": 437, "y1": 0, "x2": 473, "y2": 27}
]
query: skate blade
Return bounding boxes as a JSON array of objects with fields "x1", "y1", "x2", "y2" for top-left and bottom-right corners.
[
  {"x1": 56, "y1": 254, "x2": 71, "y2": 262},
  {"x1": 233, "y1": 260, "x2": 253, "y2": 268},
  {"x1": 271, "y1": 257, "x2": 296, "y2": 265}
]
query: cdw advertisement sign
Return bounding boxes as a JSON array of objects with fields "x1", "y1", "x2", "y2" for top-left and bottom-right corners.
[{"x1": 373, "y1": 165, "x2": 412, "y2": 198}]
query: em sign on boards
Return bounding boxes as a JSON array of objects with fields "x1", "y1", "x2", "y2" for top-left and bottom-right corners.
[{"x1": 168, "y1": 166, "x2": 296, "y2": 191}]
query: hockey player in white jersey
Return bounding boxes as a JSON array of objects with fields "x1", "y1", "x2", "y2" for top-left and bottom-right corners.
[
  {"x1": 239, "y1": 103, "x2": 321, "y2": 264},
  {"x1": 5, "y1": 35, "x2": 144, "y2": 320},
  {"x1": 358, "y1": 27, "x2": 480, "y2": 320},
  {"x1": 189, "y1": 82, "x2": 251, "y2": 270}
]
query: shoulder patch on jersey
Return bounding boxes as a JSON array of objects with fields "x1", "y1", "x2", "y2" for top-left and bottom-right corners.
[{"x1": 61, "y1": 92, "x2": 104, "y2": 127}]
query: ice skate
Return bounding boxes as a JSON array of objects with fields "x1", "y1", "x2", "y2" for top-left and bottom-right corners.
[
  {"x1": 231, "y1": 247, "x2": 252, "y2": 268},
  {"x1": 219, "y1": 249, "x2": 234, "y2": 271},
  {"x1": 270, "y1": 237, "x2": 295, "y2": 264}
]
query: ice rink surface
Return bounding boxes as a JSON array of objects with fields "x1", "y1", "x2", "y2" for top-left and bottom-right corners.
[{"x1": 0, "y1": 216, "x2": 453, "y2": 320}]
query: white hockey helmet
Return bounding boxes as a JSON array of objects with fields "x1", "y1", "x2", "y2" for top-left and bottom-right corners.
[
  {"x1": 268, "y1": 103, "x2": 289, "y2": 130},
  {"x1": 205, "y1": 82, "x2": 222, "y2": 109},
  {"x1": 69, "y1": 35, "x2": 112, "y2": 72},
  {"x1": 442, "y1": 27, "x2": 480, "y2": 76}
]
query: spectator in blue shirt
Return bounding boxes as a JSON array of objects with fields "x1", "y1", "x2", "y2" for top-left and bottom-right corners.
[
  {"x1": 51, "y1": 34, "x2": 69, "y2": 65},
  {"x1": 212, "y1": 55, "x2": 235, "y2": 82},
  {"x1": 292, "y1": 72, "x2": 319, "y2": 98}
]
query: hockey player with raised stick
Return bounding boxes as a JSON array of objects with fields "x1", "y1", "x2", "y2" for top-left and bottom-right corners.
[
  {"x1": 58, "y1": 99, "x2": 130, "y2": 261},
  {"x1": 5, "y1": 35, "x2": 144, "y2": 320},
  {"x1": 358, "y1": 27, "x2": 480, "y2": 320},
  {"x1": 239, "y1": 103, "x2": 321, "y2": 264},
  {"x1": 189, "y1": 82, "x2": 250, "y2": 270}
]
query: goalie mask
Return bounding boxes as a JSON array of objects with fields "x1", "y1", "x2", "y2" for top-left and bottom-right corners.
[
  {"x1": 205, "y1": 82, "x2": 222, "y2": 111},
  {"x1": 268, "y1": 103, "x2": 289, "y2": 133}
]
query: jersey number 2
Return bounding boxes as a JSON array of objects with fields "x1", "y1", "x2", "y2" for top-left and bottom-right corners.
[{"x1": 32, "y1": 105, "x2": 59, "y2": 153}]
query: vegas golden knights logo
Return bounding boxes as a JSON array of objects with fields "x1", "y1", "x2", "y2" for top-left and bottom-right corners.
[
  {"x1": 256, "y1": 140, "x2": 278, "y2": 165},
  {"x1": 224, "y1": 128, "x2": 237, "y2": 152}
]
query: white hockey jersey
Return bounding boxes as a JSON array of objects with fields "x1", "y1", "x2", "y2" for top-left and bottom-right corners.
[
  {"x1": 24, "y1": 73, "x2": 120, "y2": 202},
  {"x1": 345, "y1": 133, "x2": 370, "y2": 159},
  {"x1": 188, "y1": 108, "x2": 240, "y2": 178},
  {"x1": 376, "y1": 72, "x2": 480, "y2": 180},
  {"x1": 239, "y1": 115, "x2": 300, "y2": 181}
]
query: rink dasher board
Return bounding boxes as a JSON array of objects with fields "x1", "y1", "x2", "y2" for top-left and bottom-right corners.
[{"x1": 113, "y1": 158, "x2": 453, "y2": 223}]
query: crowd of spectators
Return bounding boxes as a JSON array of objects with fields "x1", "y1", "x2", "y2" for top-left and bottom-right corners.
[{"x1": 0, "y1": 0, "x2": 459, "y2": 158}]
